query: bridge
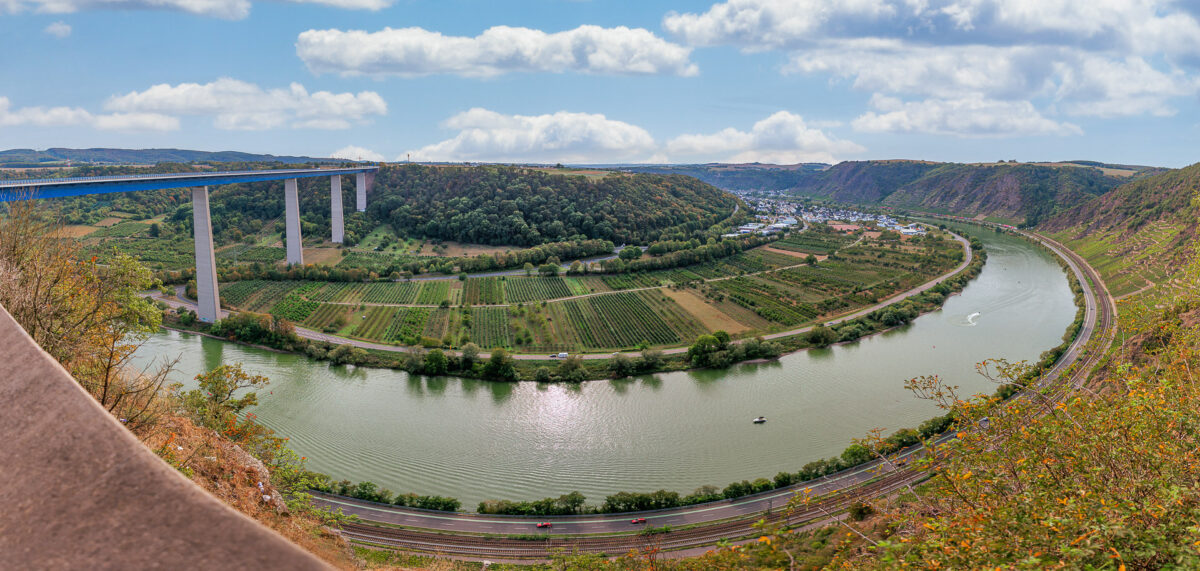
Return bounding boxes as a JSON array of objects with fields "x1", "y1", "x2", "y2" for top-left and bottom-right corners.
[{"x1": 0, "y1": 166, "x2": 380, "y2": 323}]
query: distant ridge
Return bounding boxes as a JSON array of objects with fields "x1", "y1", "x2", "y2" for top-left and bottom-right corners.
[{"x1": 0, "y1": 147, "x2": 349, "y2": 167}]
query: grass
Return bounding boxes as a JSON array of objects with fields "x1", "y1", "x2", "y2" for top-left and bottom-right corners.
[{"x1": 205, "y1": 230, "x2": 964, "y2": 352}]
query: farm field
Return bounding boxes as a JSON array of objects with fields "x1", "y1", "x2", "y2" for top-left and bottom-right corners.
[
  {"x1": 212, "y1": 229, "x2": 964, "y2": 352},
  {"x1": 503, "y1": 277, "x2": 572, "y2": 303}
]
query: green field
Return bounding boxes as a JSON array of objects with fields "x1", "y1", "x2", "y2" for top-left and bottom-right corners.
[
  {"x1": 504, "y1": 277, "x2": 573, "y2": 303},
  {"x1": 213, "y1": 230, "x2": 964, "y2": 352}
]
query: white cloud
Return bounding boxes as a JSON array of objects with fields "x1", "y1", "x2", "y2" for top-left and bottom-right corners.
[
  {"x1": 43, "y1": 21, "x2": 70, "y2": 37},
  {"x1": 788, "y1": 42, "x2": 1200, "y2": 118},
  {"x1": 297, "y1": 25, "x2": 698, "y2": 77},
  {"x1": 664, "y1": 0, "x2": 1200, "y2": 56},
  {"x1": 4, "y1": 0, "x2": 388, "y2": 19},
  {"x1": 664, "y1": 0, "x2": 900, "y2": 49},
  {"x1": 851, "y1": 94, "x2": 1082, "y2": 137},
  {"x1": 666, "y1": 0, "x2": 1200, "y2": 125},
  {"x1": 104, "y1": 78, "x2": 386, "y2": 130},
  {"x1": 16, "y1": 0, "x2": 251, "y2": 19},
  {"x1": 0, "y1": 96, "x2": 178, "y2": 132},
  {"x1": 406, "y1": 108, "x2": 657, "y2": 163},
  {"x1": 330, "y1": 145, "x2": 384, "y2": 162},
  {"x1": 667, "y1": 111, "x2": 864, "y2": 164}
]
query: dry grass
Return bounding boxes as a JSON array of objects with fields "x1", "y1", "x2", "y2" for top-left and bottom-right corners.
[
  {"x1": 662, "y1": 287, "x2": 749, "y2": 334},
  {"x1": 94, "y1": 217, "x2": 124, "y2": 227},
  {"x1": 762, "y1": 246, "x2": 827, "y2": 260},
  {"x1": 303, "y1": 247, "x2": 344, "y2": 266},
  {"x1": 51, "y1": 225, "x2": 98, "y2": 238},
  {"x1": 419, "y1": 241, "x2": 512, "y2": 257}
]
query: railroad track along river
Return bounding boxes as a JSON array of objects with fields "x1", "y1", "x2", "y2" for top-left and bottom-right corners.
[{"x1": 319, "y1": 227, "x2": 1118, "y2": 561}]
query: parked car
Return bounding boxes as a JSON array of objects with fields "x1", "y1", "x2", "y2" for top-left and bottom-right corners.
[
  {"x1": 630, "y1": 518, "x2": 647, "y2": 524},
  {"x1": 536, "y1": 522, "x2": 552, "y2": 528}
]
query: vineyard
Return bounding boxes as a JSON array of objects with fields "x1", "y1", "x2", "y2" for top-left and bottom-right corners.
[
  {"x1": 504, "y1": 277, "x2": 572, "y2": 303},
  {"x1": 203, "y1": 229, "x2": 964, "y2": 352},
  {"x1": 217, "y1": 245, "x2": 284, "y2": 263},
  {"x1": 351, "y1": 306, "x2": 399, "y2": 339},
  {"x1": 712, "y1": 277, "x2": 822, "y2": 326},
  {"x1": 219, "y1": 280, "x2": 268, "y2": 307},
  {"x1": 360, "y1": 282, "x2": 420, "y2": 304},
  {"x1": 464, "y1": 277, "x2": 504, "y2": 305},
  {"x1": 383, "y1": 308, "x2": 431, "y2": 343},
  {"x1": 269, "y1": 293, "x2": 320, "y2": 323},
  {"x1": 548, "y1": 292, "x2": 681, "y2": 350},
  {"x1": 774, "y1": 233, "x2": 856, "y2": 255},
  {"x1": 415, "y1": 281, "x2": 449, "y2": 305},
  {"x1": 467, "y1": 307, "x2": 512, "y2": 348},
  {"x1": 303, "y1": 304, "x2": 349, "y2": 332}
]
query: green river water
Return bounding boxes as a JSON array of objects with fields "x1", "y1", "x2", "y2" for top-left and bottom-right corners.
[{"x1": 133, "y1": 226, "x2": 1075, "y2": 507}]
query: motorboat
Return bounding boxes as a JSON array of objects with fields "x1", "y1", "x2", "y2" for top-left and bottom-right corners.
[{"x1": 753, "y1": 416, "x2": 767, "y2": 424}]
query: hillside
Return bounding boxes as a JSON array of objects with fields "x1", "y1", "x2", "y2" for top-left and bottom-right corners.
[
  {"x1": 620, "y1": 163, "x2": 829, "y2": 192},
  {"x1": 367, "y1": 165, "x2": 740, "y2": 247},
  {"x1": 792, "y1": 160, "x2": 1127, "y2": 225},
  {"x1": 0, "y1": 147, "x2": 338, "y2": 167},
  {"x1": 41, "y1": 163, "x2": 743, "y2": 265},
  {"x1": 1041, "y1": 163, "x2": 1200, "y2": 297}
]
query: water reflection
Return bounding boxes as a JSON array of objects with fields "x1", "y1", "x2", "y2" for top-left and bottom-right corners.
[{"x1": 132, "y1": 228, "x2": 1076, "y2": 506}]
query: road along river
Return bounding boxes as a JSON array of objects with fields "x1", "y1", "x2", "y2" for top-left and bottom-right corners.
[{"x1": 132, "y1": 226, "x2": 1075, "y2": 508}]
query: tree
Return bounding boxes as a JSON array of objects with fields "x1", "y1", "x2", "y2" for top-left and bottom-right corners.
[
  {"x1": 523, "y1": 262, "x2": 534, "y2": 276},
  {"x1": 484, "y1": 348, "x2": 517, "y2": 381},
  {"x1": 182, "y1": 363, "x2": 269, "y2": 430},
  {"x1": 556, "y1": 355, "x2": 588, "y2": 382},
  {"x1": 806, "y1": 325, "x2": 838, "y2": 347},
  {"x1": 424, "y1": 349, "x2": 448, "y2": 375},
  {"x1": 148, "y1": 222, "x2": 161, "y2": 237},
  {"x1": 538, "y1": 263, "x2": 559, "y2": 277},
  {"x1": 460, "y1": 343, "x2": 481, "y2": 369},
  {"x1": 619, "y1": 245, "x2": 643, "y2": 261}
]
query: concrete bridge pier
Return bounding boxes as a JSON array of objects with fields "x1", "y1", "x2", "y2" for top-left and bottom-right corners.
[
  {"x1": 356, "y1": 172, "x2": 367, "y2": 212},
  {"x1": 284, "y1": 178, "x2": 304, "y2": 265},
  {"x1": 191, "y1": 186, "x2": 221, "y2": 323},
  {"x1": 330, "y1": 175, "x2": 344, "y2": 244}
]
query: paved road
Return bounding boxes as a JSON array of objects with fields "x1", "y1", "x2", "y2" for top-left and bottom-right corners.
[
  {"x1": 152, "y1": 232, "x2": 972, "y2": 362},
  {"x1": 313, "y1": 227, "x2": 1114, "y2": 558}
]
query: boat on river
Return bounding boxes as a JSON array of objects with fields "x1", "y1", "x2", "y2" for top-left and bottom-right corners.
[{"x1": 753, "y1": 416, "x2": 767, "y2": 424}]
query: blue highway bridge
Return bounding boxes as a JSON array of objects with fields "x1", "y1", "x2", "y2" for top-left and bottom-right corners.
[{"x1": 0, "y1": 166, "x2": 380, "y2": 322}]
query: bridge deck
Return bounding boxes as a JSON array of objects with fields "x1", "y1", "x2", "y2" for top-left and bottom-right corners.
[{"x1": 0, "y1": 166, "x2": 378, "y2": 200}]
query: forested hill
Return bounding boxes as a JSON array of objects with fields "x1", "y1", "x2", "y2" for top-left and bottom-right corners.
[
  {"x1": 40, "y1": 163, "x2": 743, "y2": 249},
  {"x1": 1037, "y1": 163, "x2": 1199, "y2": 298},
  {"x1": 366, "y1": 164, "x2": 742, "y2": 246},
  {"x1": 1041, "y1": 163, "x2": 1200, "y2": 235},
  {"x1": 620, "y1": 163, "x2": 828, "y2": 192},
  {"x1": 792, "y1": 160, "x2": 1128, "y2": 225}
]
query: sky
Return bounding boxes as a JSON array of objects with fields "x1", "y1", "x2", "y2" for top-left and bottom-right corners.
[{"x1": 1, "y1": 0, "x2": 1198, "y2": 167}]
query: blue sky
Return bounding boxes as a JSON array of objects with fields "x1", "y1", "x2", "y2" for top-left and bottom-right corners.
[{"x1": 1, "y1": 0, "x2": 1198, "y2": 167}]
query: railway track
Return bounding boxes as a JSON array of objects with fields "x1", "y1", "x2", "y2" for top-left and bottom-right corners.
[
  {"x1": 338, "y1": 472, "x2": 925, "y2": 558},
  {"x1": 336, "y1": 229, "x2": 1118, "y2": 561}
]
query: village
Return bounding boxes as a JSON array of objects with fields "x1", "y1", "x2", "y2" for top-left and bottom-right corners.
[{"x1": 727, "y1": 197, "x2": 928, "y2": 238}]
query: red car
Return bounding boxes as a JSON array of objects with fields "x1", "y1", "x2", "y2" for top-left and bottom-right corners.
[
  {"x1": 630, "y1": 518, "x2": 647, "y2": 524},
  {"x1": 536, "y1": 522, "x2": 552, "y2": 528}
]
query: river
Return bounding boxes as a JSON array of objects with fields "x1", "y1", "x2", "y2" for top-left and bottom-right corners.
[{"x1": 133, "y1": 226, "x2": 1075, "y2": 507}]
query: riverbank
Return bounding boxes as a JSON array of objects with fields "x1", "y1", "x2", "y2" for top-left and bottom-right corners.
[
  {"x1": 133, "y1": 223, "x2": 1074, "y2": 507},
  {"x1": 153, "y1": 233, "x2": 983, "y2": 383}
]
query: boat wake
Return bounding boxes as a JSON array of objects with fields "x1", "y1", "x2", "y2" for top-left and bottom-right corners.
[{"x1": 965, "y1": 312, "x2": 981, "y2": 326}]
